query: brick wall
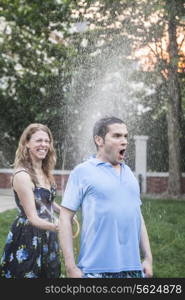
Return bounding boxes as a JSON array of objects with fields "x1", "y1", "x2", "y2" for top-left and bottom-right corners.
[
  {"x1": 147, "y1": 176, "x2": 168, "y2": 193},
  {"x1": 0, "y1": 169, "x2": 185, "y2": 194},
  {"x1": 0, "y1": 172, "x2": 12, "y2": 189},
  {"x1": 0, "y1": 169, "x2": 71, "y2": 193},
  {"x1": 146, "y1": 172, "x2": 185, "y2": 194}
]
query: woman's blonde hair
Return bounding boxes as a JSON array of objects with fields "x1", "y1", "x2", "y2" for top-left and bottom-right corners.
[{"x1": 14, "y1": 123, "x2": 56, "y2": 185}]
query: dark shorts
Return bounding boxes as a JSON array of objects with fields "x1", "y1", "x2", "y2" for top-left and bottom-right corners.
[{"x1": 83, "y1": 270, "x2": 143, "y2": 278}]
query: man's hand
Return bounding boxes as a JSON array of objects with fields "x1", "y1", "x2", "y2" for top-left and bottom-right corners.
[{"x1": 142, "y1": 258, "x2": 153, "y2": 278}]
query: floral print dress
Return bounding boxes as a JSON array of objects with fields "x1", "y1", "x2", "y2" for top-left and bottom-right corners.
[{"x1": 0, "y1": 185, "x2": 61, "y2": 278}]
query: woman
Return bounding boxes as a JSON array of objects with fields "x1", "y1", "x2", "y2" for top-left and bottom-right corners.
[{"x1": 0, "y1": 123, "x2": 61, "y2": 278}]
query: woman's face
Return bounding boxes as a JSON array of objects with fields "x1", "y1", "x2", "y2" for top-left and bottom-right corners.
[{"x1": 26, "y1": 130, "x2": 50, "y2": 162}]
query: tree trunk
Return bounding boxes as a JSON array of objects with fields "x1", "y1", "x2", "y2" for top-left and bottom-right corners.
[{"x1": 166, "y1": 0, "x2": 182, "y2": 196}]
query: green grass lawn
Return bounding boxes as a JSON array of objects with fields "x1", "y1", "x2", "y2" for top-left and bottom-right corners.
[
  {"x1": 0, "y1": 197, "x2": 185, "y2": 278},
  {"x1": 141, "y1": 198, "x2": 185, "y2": 278}
]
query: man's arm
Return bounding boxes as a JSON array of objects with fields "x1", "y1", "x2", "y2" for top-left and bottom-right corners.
[
  {"x1": 59, "y1": 206, "x2": 83, "y2": 278},
  {"x1": 140, "y1": 214, "x2": 153, "y2": 278}
]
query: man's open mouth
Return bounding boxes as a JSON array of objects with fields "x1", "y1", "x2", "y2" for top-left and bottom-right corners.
[{"x1": 119, "y1": 149, "x2": 125, "y2": 156}]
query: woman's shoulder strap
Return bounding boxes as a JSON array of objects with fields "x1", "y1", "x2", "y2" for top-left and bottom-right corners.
[
  {"x1": 12, "y1": 169, "x2": 31, "y2": 187},
  {"x1": 13, "y1": 169, "x2": 30, "y2": 177}
]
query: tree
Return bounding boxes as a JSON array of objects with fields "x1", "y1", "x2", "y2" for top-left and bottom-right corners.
[
  {"x1": 71, "y1": 0, "x2": 185, "y2": 195},
  {"x1": 0, "y1": 0, "x2": 77, "y2": 167},
  {"x1": 165, "y1": 0, "x2": 183, "y2": 195}
]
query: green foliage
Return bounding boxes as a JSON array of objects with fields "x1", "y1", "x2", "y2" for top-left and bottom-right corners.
[
  {"x1": 0, "y1": 0, "x2": 77, "y2": 167},
  {"x1": 74, "y1": 0, "x2": 185, "y2": 174},
  {"x1": 0, "y1": 0, "x2": 184, "y2": 174}
]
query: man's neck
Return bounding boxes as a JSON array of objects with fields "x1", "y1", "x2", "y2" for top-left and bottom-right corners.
[
  {"x1": 96, "y1": 153, "x2": 121, "y2": 172},
  {"x1": 96, "y1": 152, "x2": 107, "y2": 163}
]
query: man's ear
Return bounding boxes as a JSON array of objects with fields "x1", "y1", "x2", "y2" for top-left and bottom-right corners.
[{"x1": 94, "y1": 135, "x2": 104, "y2": 147}]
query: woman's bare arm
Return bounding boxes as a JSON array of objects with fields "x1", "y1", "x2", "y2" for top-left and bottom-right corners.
[{"x1": 13, "y1": 171, "x2": 58, "y2": 232}]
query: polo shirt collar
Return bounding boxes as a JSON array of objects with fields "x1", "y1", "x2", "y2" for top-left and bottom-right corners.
[{"x1": 88, "y1": 155, "x2": 125, "y2": 167}]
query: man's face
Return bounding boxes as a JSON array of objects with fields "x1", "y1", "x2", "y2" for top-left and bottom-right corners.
[{"x1": 97, "y1": 123, "x2": 128, "y2": 165}]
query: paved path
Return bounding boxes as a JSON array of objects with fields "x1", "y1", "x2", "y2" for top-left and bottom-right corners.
[
  {"x1": 0, "y1": 189, "x2": 16, "y2": 213},
  {"x1": 0, "y1": 188, "x2": 62, "y2": 213}
]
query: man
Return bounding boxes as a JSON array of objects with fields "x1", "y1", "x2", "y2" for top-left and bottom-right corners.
[{"x1": 59, "y1": 116, "x2": 153, "y2": 278}]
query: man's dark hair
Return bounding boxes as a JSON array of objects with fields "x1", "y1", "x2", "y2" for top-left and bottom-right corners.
[{"x1": 93, "y1": 116, "x2": 125, "y2": 149}]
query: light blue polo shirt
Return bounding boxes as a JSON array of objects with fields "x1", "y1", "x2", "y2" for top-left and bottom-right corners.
[{"x1": 61, "y1": 157, "x2": 142, "y2": 273}]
